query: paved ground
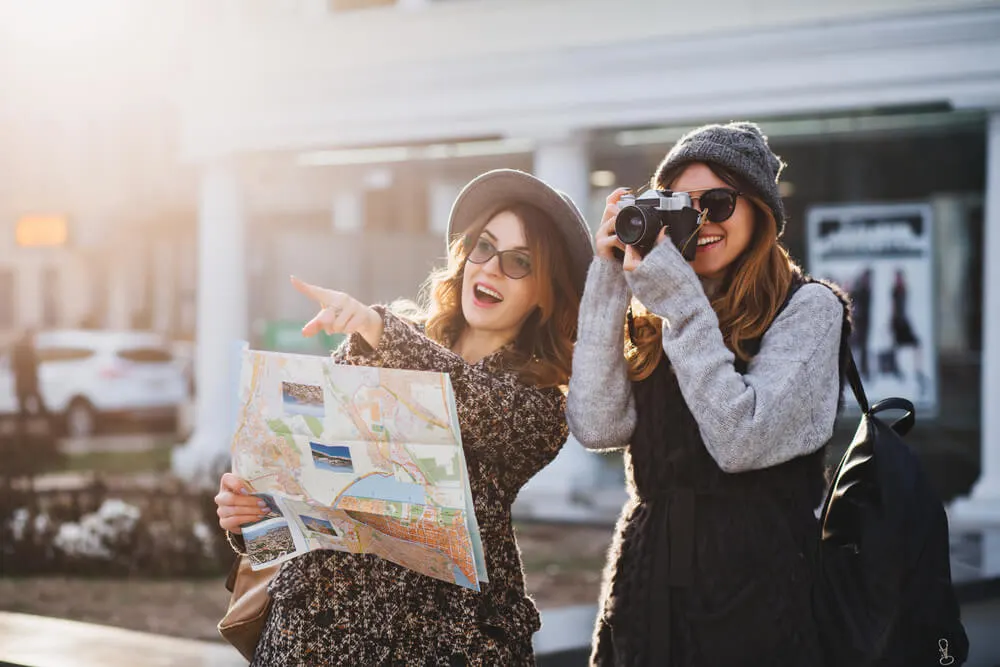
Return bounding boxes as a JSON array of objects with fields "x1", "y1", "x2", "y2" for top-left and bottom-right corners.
[
  {"x1": 0, "y1": 522, "x2": 613, "y2": 642},
  {"x1": 0, "y1": 611, "x2": 245, "y2": 667},
  {"x1": 0, "y1": 577, "x2": 232, "y2": 643}
]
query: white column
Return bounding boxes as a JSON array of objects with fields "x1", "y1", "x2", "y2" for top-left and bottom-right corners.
[
  {"x1": 61, "y1": 255, "x2": 92, "y2": 329},
  {"x1": 172, "y1": 159, "x2": 248, "y2": 488},
  {"x1": 105, "y1": 259, "x2": 132, "y2": 329},
  {"x1": 951, "y1": 109, "x2": 1000, "y2": 527},
  {"x1": 516, "y1": 133, "x2": 625, "y2": 523},
  {"x1": 932, "y1": 195, "x2": 970, "y2": 353},
  {"x1": 532, "y1": 132, "x2": 592, "y2": 224},
  {"x1": 151, "y1": 241, "x2": 175, "y2": 334}
]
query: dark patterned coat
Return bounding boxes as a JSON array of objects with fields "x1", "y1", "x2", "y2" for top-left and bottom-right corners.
[{"x1": 251, "y1": 307, "x2": 569, "y2": 666}]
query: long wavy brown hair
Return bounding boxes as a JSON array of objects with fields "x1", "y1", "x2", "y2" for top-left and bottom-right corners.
[
  {"x1": 397, "y1": 203, "x2": 580, "y2": 389},
  {"x1": 626, "y1": 162, "x2": 797, "y2": 381}
]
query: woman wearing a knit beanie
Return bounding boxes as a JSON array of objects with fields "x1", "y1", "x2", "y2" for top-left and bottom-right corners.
[{"x1": 567, "y1": 121, "x2": 852, "y2": 666}]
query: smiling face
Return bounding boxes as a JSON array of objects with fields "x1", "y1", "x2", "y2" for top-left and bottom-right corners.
[
  {"x1": 460, "y1": 210, "x2": 541, "y2": 341},
  {"x1": 668, "y1": 162, "x2": 756, "y2": 280}
]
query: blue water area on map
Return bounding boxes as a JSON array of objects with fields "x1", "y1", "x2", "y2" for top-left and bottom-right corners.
[
  {"x1": 342, "y1": 474, "x2": 426, "y2": 504},
  {"x1": 453, "y1": 565, "x2": 474, "y2": 590}
]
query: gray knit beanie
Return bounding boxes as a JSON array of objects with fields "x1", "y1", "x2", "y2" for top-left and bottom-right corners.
[{"x1": 654, "y1": 121, "x2": 788, "y2": 236}]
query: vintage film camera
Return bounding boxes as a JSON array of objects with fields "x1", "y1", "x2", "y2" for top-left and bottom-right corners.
[{"x1": 614, "y1": 189, "x2": 703, "y2": 260}]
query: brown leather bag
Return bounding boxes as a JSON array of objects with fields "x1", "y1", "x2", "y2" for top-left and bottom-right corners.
[{"x1": 218, "y1": 555, "x2": 279, "y2": 661}]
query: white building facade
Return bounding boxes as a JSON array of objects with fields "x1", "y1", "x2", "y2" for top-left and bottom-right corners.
[
  {"x1": 168, "y1": 0, "x2": 1000, "y2": 524},
  {"x1": 0, "y1": 6, "x2": 199, "y2": 347}
]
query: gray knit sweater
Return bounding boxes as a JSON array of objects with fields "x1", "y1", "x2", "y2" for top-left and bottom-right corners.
[{"x1": 566, "y1": 241, "x2": 844, "y2": 473}]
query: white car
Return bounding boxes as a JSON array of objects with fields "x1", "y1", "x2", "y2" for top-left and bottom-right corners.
[{"x1": 0, "y1": 329, "x2": 190, "y2": 437}]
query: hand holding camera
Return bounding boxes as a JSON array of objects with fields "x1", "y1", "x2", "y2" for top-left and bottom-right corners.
[
  {"x1": 595, "y1": 188, "x2": 632, "y2": 262},
  {"x1": 595, "y1": 187, "x2": 705, "y2": 272},
  {"x1": 614, "y1": 189, "x2": 703, "y2": 261}
]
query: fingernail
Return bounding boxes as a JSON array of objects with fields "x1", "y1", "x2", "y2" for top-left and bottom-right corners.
[
  {"x1": 258, "y1": 501, "x2": 269, "y2": 509},
  {"x1": 239, "y1": 489, "x2": 248, "y2": 495}
]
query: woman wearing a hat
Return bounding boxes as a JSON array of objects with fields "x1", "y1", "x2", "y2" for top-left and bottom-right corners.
[
  {"x1": 215, "y1": 169, "x2": 594, "y2": 665},
  {"x1": 567, "y1": 122, "x2": 853, "y2": 666}
]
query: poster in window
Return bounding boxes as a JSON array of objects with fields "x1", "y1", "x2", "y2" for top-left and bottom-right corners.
[{"x1": 806, "y1": 202, "x2": 937, "y2": 417}]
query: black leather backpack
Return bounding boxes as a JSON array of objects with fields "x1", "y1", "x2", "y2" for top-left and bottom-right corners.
[{"x1": 814, "y1": 353, "x2": 969, "y2": 666}]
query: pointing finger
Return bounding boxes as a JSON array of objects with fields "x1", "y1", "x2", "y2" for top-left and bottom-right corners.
[{"x1": 290, "y1": 276, "x2": 335, "y2": 306}]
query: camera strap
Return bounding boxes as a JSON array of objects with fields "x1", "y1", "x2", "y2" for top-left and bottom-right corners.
[
  {"x1": 627, "y1": 304, "x2": 637, "y2": 346},
  {"x1": 678, "y1": 209, "x2": 709, "y2": 257}
]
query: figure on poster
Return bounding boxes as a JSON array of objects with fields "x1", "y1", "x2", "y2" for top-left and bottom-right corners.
[
  {"x1": 887, "y1": 268, "x2": 927, "y2": 397},
  {"x1": 848, "y1": 267, "x2": 872, "y2": 379}
]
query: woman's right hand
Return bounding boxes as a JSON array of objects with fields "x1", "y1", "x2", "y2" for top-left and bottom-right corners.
[
  {"x1": 596, "y1": 187, "x2": 630, "y2": 261},
  {"x1": 215, "y1": 473, "x2": 269, "y2": 534},
  {"x1": 290, "y1": 275, "x2": 384, "y2": 349}
]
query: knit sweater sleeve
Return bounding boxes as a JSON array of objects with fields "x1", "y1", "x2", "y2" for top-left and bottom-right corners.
[
  {"x1": 624, "y1": 242, "x2": 844, "y2": 473},
  {"x1": 566, "y1": 257, "x2": 636, "y2": 451},
  {"x1": 334, "y1": 306, "x2": 568, "y2": 491}
]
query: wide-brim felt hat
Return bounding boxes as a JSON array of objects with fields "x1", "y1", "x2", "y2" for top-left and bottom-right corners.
[{"x1": 447, "y1": 169, "x2": 595, "y2": 298}]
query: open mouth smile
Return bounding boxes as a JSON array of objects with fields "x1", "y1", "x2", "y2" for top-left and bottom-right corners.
[
  {"x1": 696, "y1": 235, "x2": 724, "y2": 251},
  {"x1": 473, "y1": 282, "x2": 504, "y2": 305}
]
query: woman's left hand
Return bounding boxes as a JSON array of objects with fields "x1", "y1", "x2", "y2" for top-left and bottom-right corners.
[
  {"x1": 291, "y1": 276, "x2": 384, "y2": 349},
  {"x1": 622, "y1": 228, "x2": 669, "y2": 272}
]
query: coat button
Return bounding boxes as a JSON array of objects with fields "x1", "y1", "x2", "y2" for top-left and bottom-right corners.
[{"x1": 314, "y1": 610, "x2": 334, "y2": 627}]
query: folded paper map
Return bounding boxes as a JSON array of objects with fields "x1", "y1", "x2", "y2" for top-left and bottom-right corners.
[{"x1": 230, "y1": 347, "x2": 488, "y2": 591}]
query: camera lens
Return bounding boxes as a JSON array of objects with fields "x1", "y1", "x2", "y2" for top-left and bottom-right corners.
[{"x1": 615, "y1": 208, "x2": 647, "y2": 245}]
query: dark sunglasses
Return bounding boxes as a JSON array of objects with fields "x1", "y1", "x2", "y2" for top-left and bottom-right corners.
[
  {"x1": 685, "y1": 188, "x2": 743, "y2": 223},
  {"x1": 466, "y1": 238, "x2": 533, "y2": 280}
]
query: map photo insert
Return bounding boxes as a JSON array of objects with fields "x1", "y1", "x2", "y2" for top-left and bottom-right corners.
[
  {"x1": 242, "y1": 519, "x2": 297, "y2": 567},
  {"x1": 310, "y1": 442, "x2": 354, "y2": 473},
  {"x1": 300, "y1": 515, "x2": 340, "y2": 538},
  {"x1": 282, "y1": 381, "x2": 326, "y2": 418}
]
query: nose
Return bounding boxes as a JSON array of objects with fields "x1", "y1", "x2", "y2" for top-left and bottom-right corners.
[{"x1": 481, "y1": 253, "x2": 504, "y2": 277}]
